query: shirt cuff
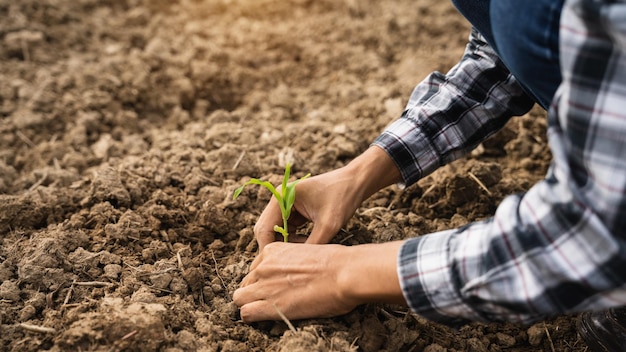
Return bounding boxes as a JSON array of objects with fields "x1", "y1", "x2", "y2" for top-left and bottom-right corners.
[
  {"x1": 371, "y1": 118, "x2": 441, "y2": 187},
  {"x1": 398, "y1": 230, "x2": 480, "y2": 326}
]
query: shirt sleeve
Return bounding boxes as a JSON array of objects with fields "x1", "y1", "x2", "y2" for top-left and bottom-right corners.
[
  {"x1": 397, "y1": 0, "x2": 626, "y2": 326},
  {"x1": 372, "y1": 28, "x2": 535, "y2": 187}
]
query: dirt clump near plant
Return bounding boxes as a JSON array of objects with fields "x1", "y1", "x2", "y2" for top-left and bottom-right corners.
[{"x1": 1, "y1": 0, "x2": 587, "y2": 351}]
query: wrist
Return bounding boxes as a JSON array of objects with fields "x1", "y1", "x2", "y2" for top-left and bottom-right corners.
[
  {"x1": 344, "y1": 146, "x2": 403, "y2": 203},
  {"x1": 336, "y1": 241, "x2": 407, "y2": 306}
]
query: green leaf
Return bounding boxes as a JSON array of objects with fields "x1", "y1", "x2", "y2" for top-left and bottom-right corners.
[
  {"x1": 232, "y1": 184, "x2": 246, "y2": 199},
  {"x1": 233, "y1": 167, "x2": 310, "y2": 242},
  {"x1": 282, "y1": 173, "x2": 310, "y2": 221},
  {"x1": 233, "y1": 178, "x2": 283, "y2": 205},
  {"x1": 282, "y1": 163, "x2": 291, "y2": 198},
  {"x1": 283, "y1": 185, "x2": 296, "y2": 219}
]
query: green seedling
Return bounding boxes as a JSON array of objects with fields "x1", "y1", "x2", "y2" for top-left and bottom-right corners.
[{"x1": 233, "y1": 163, "x2": 310, "y2": 242}]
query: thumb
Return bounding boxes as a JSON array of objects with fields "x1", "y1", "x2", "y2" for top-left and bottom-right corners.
[{"x1": 254, "y1": 198, "x2": 284, "y2": 251}]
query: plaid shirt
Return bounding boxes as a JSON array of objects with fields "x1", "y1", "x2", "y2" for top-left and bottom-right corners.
[{"x1": 373, "y1": 0, "x2": 626, "y2": 325}]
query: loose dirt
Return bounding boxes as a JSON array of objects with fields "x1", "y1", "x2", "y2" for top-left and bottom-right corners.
[{"x1": 1, "y1": 0, "x2": 588, "y2": 351}]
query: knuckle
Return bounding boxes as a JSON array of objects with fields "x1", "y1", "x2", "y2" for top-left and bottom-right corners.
[
  {"x1": 263, "y1": 241, "x2": 281, "y2": 253},
  {"x1": 253, "y1": 222, "x2": 276, "y2": 237}
]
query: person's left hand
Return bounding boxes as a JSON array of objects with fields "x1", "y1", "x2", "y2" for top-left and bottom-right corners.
[
  {"x1": 233, "y1": 240, "x2": 406, "y2": 322},
  {"x1": 232, "y1": 242, "x2": 358, "y2": 322}
]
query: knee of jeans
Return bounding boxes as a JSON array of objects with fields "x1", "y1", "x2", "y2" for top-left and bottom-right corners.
[
  {"x1": 490, "y1": 0, "x2": 563, "y2": 107},
  {"x1": 450, "y1": 0, "x2": 495, "y2": 46}
]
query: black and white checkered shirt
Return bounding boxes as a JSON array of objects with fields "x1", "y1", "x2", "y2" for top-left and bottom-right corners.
[{"x1": 374, "y1": 0, "x2": 626, "y2": 326}]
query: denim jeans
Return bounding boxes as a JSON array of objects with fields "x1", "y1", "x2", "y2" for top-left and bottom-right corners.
[{"x1": 451, "y1": 0, "x2": 564, "y2": 109}]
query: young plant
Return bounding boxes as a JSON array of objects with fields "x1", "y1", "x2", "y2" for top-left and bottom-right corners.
[{"x1": 233, "y1": 163, "x2": 310, "y2": 242}]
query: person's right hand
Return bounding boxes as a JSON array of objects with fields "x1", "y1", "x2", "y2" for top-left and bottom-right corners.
[
  {"x1": 254, "y1": 167, "x2": 360, "y2": 250},
  {"x1": 253, "y1": 146, "x2": 404, "y2": 251}
]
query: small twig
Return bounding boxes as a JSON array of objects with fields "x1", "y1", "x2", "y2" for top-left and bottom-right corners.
[
  {"x1": 176, "y1": 250, "x2": 184, "y2": 271},
  {"x1": 210, "y1": 250, "x2": 229, "y2": 298},
  {"x1": 357, "y1": 206, "x2": 388, "y2": 217},
  {"x1": 421, "y1": 183, "x2": 437, "y2": 198},
  {"x1": 120, "y1": 330, "x2": 138, "y2": 340},
  {"x1": 206, "y1": 178, "x2": 220, "y2": 186},
  {"x1": 14, "y1": 337, "x2": 31, "y2": 348},
  {"x1": 468, "y1": 172, "x2": 492, "y2": 196},
  {"x1": 63, "y1": 280, "x2": 76, "y2": 305},
  {"x1": 350, "y1": 336, "x2": 360, "y2": 349},
  {"x1": 18, "y1": 323, "x2": 56, "y2": 334},
  {"x1": 16, "y1": 130, "x2": 36, "y2": 148},
  {"x1": 72, "y1": 281, "x2": 115, "y2": 287},
  {"x1": 25, "y1": 76, "x2": 52, "y2": 109},
  {"x1": 27, "y1": 172, "x2": 48, "y2": 193},
  {"x1": 21, "y1": 38, "x2": 30, "y2": 62},
  {"x1": 428, "y1": 199, "x2": 445, "y2": 209},
  {"x1": 147, "y1": 286, "x2": 175, "y2": 294},
  {"x1": 232, "y1": 151, "x2": 246, "y2": 170},
  {"x1": 339, "y1": 234, "x2": 355, "y2": 244},
  {"x1": 46, "y1": 292, "x2": 54, "y2": 309},
  {"x1": 544, "y1": 324, "x2": 556, "y2": 352},
  {"x1": 190, "y1": 174, "x2": 220, "y2": 186},
  {"x1": 272, "y1": 303, "x2": 296, "y2": 333},
  {"x1": 135, "y1": 267, "x2": 178, "y2": 278},
  {"x1": 379, "y1": 307, "x2": 395, "y2": 320}
]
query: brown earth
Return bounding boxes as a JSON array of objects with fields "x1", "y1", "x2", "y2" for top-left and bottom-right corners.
[{"x1": 0, "y1": 0, "x2": 590, "y2": 351}]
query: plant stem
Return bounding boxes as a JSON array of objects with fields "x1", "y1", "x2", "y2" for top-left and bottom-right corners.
[{"x1": 282, "y1": 217, "x2": 289, "y2": 242}]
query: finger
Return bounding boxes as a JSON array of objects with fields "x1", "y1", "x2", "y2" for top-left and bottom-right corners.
[
  {"x1": 254, "y1": 200, "x2": 284, "y2": 251},
  {"x1": 250, "y1": 240, "x2": 282, "y2": 270},
  {"x1": 240, "y1": 269, "x2": 256, "y2": 287},
  {"x1": 255, "y1": 228, "x2": 280, "y2": 252},
  {"x1": 240, "y1": 253, "x2": 265, "y2": 287},
  {"x1": 232, "y1": 287, "x2": 243, "y2": 305},
  {"x1": 232, "y1": 286, "x2": 250, "y2": 307},
  {"x1": 239, "y1": 300, "x2": 280, "y2": 323},
  {"x1": 232, "y1": 285, "x2": 261, "y2": 306},
  {"x1": 248, "y1": 252, "x2": 263, "y2": 272}
]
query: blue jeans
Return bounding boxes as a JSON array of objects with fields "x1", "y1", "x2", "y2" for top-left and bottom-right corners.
[{"x1": 451, "y1": 0, "x2": 564, "y2": 109}]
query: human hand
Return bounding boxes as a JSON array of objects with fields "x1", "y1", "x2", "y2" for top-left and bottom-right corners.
[
  {"x1": 233, "y1": 241, "x2": 406, "y2": 322},
  {"x1": 233, "y1": 242, "x2": 357, "y2": 322},
  {"x1": 254, "y1": 146, "x2": 403, "y2": 250},
  {"x1": 253, "y1": 167, "x2": 362, "y2": 250}
]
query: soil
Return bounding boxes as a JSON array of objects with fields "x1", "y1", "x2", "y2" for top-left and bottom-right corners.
[{"x1": 0, "y1": 0, "x2": 589, "y2": 351}]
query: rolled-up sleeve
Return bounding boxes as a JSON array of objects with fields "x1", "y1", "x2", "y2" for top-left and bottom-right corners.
[{"x1": 373, "y1": 28, "x2": 534, "y2": 186}]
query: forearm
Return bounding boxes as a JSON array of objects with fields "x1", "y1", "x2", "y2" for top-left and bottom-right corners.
[{"x1": 342, "y1": 146, "x2": 403, "y2": 204}]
